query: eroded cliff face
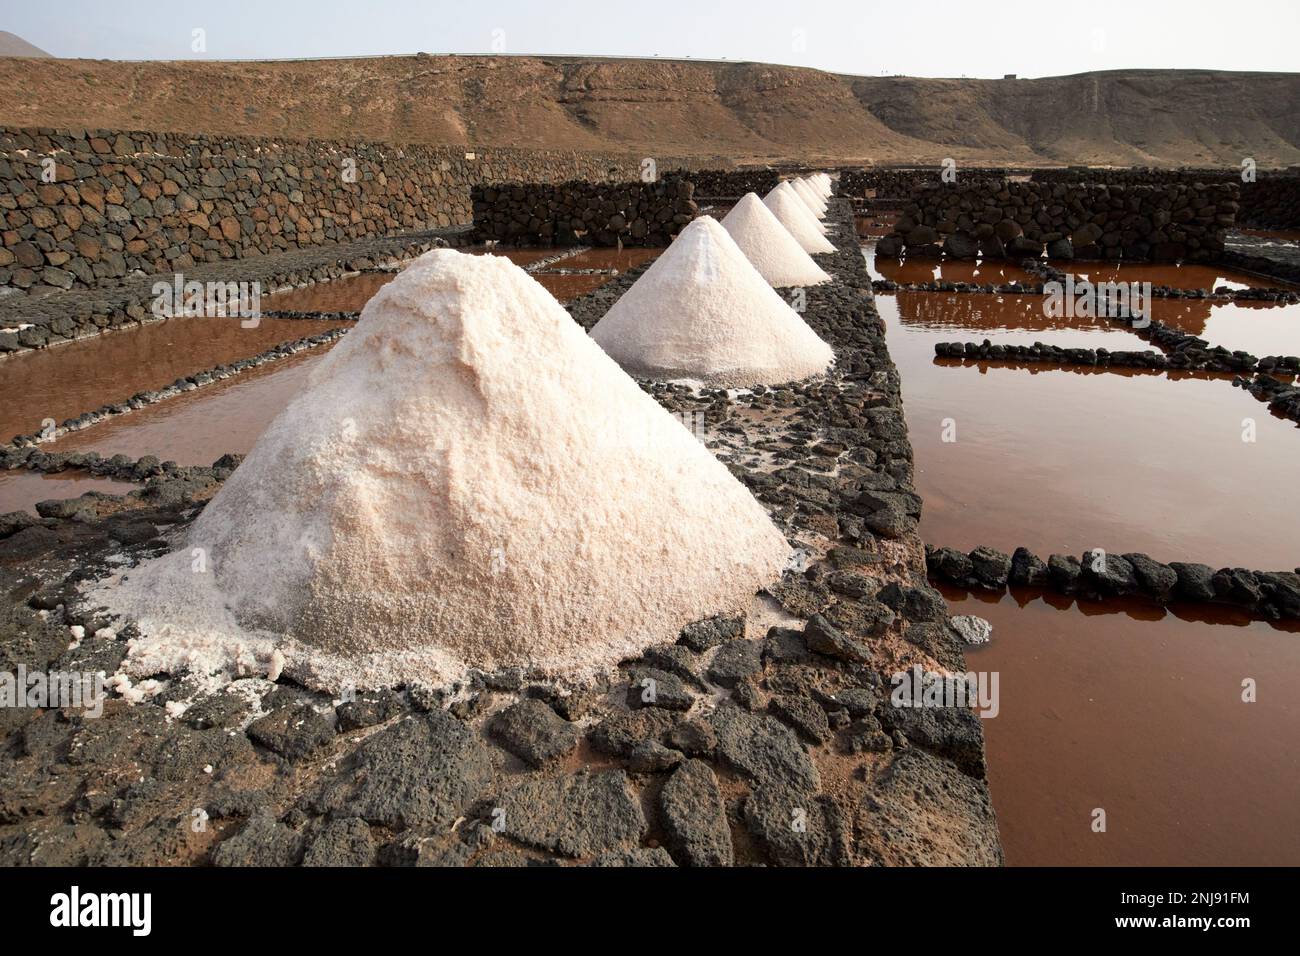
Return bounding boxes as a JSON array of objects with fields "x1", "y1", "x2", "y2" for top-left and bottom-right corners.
[{"x1": 1, "y1": 54, "x2": 1297, "y2": 166}]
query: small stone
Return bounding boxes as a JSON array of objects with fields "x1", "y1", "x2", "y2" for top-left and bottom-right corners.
[
  {"x1": 488, "y1": 699, "x2": 579, "y2": 768},
  {"x1": 803, "y1": 614, "x2": 873, "y2": 663},
  {"x1": 949, "y1": 615, "x2": 992, "y2": 645},
  {"x1": 659, "y1": 759, "x2": 734, "y2": 867},
  {"x1": 706, "y1": 638, "x2": 763, "y2": 687},
  {"x1": 246, "y1": 703, "x2": 335, "y2": 761}
]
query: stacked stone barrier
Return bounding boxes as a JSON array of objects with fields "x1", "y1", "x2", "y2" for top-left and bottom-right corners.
[
  {"x1": 0, "y1": 125, "x2": 698, "y2": 295},
  {"x1": 875, "y1": 180, "x2": 1239, "y2": 262},
  {"x1": 470, "y1": 179, "x2": 698, "y2": 247}
]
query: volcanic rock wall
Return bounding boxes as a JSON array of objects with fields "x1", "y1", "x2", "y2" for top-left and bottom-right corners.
[
  {"x1": 1030, "y1": 167, "x2": 1300, "y2": 230},
  {"x1": 838, "y1": 168, "x2": 1014, "y2": 201},
  {"x1": 877, "y1": 180, "x2": 1240, "y2": 262},
  {"x1": 470, "y1": 180, "x2": 698, "y2": 246},
  {"x1": 672, "y1": 169, "x2": 780, "y2": 198},
  {"x1": 0, "y1": 126, "x2": 690, "y2": 295}
]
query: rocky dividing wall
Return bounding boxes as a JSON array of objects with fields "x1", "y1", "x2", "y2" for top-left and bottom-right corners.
[
  {"x1": 877, "y1": 180, "x2": 1239, "y2": 261},
  {"x1": 0, "y1": 126, "x2": 673, "y2": 295},
  {"x1": 471, "y1": 180, "x2": 698, "y2": 246}
]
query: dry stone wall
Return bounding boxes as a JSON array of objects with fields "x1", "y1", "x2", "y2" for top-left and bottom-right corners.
[
  {"x1": 0, "y1": 126, "x2": 685, "y2": 295},
  {"x1": 471, "y1": 180, "x2": 698, "y2": 246},
  {"x1": 877, "y1": 180, "x2": 1239, "y2": 262}
]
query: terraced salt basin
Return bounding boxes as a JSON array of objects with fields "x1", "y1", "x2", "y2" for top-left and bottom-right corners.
[
  {"x1": 866, "y1": 248, "x2": 1037, "y2": 286},
  {"x1": 0, "y1": 470, "x2": 139, "y2": 516},
  {"x1": 872, "y1": 251, "x2": 1300, "y2": 866},
  {"x1": 0, "y1": 315, "x2": 348, "y2": 441},
  {"x1": 881, "y1": 291, "x2": 1300, "y2": 569},
  {"x1": 46, "y1": 346, "x2": 329, "y2": 466},
  {"x1": 1149, "y1": 296, "x2": 1300, "y2": 357},
  {"x1": 1070, "y1": 261, "x2": 1297, "y2": 292}
]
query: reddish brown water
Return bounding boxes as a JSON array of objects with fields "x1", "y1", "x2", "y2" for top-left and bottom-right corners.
[
  {"x1": 262, "y1": 273, "x2": 394, "y2": 312},
  {"x1": 946, "y1": 585, "x2": 1300, "y2": 866},
  {"x1": 891, "y1": 290, "x2": 1155, "y2": 347},
  {"x1": 864, "y1": 248, "x2": 1037, "y2": 286},
  {"x1": 0, "y1": 317, "x2": 347, "y2": 442},
  {"x1": 878, "y1": 292, "x2": 1300, "y2": 569},
  {"x1": 532, "y1": 273, "x2": 613, "y2": 303},
  {"x1": 50, "y1": 347, "x2": 329, "y2": 467},
  {"x1": 1071, "y1": 262, "x2": 1295, "y2": 291},
  {"x1": 0, "y1": 471, "x2": 139, "y2": 516},
  {"x1": 560, "y1": 248, "x2": 662, "y2": 272},
  {"x1": 1148, "y1": 298, "x2": 1300, "y2": 357}
]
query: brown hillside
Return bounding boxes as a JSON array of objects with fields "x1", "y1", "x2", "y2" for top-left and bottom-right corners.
[{"x1": 0, "y1": 54, "x2": 1297, "y2": 167}]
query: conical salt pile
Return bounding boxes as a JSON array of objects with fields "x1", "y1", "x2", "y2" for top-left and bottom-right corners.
[
  {"x1": 808, "y1": 173, "x2": 832, "y2": 199},
  {"x1": 765, "y1": 184, "x2": 835, "y2": 254},
  {"x1": 590, "y1": 216, "x2": 834, "y2": 386},
  {"x1": 792, "y1": 177, "x2": 828, "y2": 218},
  {"x1": 720, "y1": 193, "x2": 831, "y2": 288},
  {"x1": 96, "y1": 250, "x2": 791, "y2": 691},
  {"x1": 773, "y1": 180, "x2": 829, "y2": 235}
]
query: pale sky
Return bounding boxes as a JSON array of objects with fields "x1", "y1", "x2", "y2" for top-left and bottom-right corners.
[{"x1": 7, "y1": 0, "x2": 1299, "y2": 79}]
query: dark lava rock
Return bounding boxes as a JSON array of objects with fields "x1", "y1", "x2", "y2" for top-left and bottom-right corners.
[
  {"x1": 625, "y1": 667, "x2": 695, "y2": 711},
  {"x1": 877, "y1": 581, "x2": 947, "y2": 622},
  {"x1": 666, "y1": 717, "x2": 717, "y2": 756},
  {"x1": 928, "y1": 546, "x2": 973, "y2": 582},
  {"x1": 588, "y1": 707, "x2": 677, "y2": 758},
  {"x1": 1212, "y1": 568, "x2": 1265, "y2": 608},
  {"x1": 880, "y1": 696, "x2": 987, "y2": 778},
  {"x1": 310, "y1": 712, "x2": 496, "y2": 829},
  {"x1": 968, "y1": 545, "x2": 1012, "y2": 589},
  {"x1": 769, "y1": 693, "x2": 832, "y2": 744},
  {"x1": 488, "y1": 699, "x2": 579, "y2": 768},
  {"x1": 743, "y1": 787, "x2": 852, "y2": 867},
  {"x1": 589, "y1": 847, "x2": 676, "y2": 867},
  {"x1": 902, "y1": 621, "x2": 965, "y2": 671},
  {"x1": 659, "y1": 759, "x2": 734, "y2": 867},
  {"x1": 1081, "y1": 549, "x2": 1138, "y2": 595},
  {"x1": 0, "y1": 525, "x2": 60, "y2": 560},
  {"x1": 302, "y1": 818, "x2": 375, "y2": 867},
  {"x1": 497, "y1": 769, "x2": 646, "y2": 858},
  {"x1": 707, "y1": 702, "x2": 819, "y2": 791},
  {"x1": 212, "y1": 812, "x2": 304, "y2": 867},
  {"x1": 0, "y1": 511, "x2": 40, "y2": 539},
  {"x1": 183, "y1": 684, "x2": 263, "y2": 730},
  {"x1": 336, "y1": 689, "x2": 407, "y2": 732},
  {"x1": 856, "y1": 749, "x2": 1002, "y2": 866},
  {"x1": 626, "y1": 740, "x2": 684, "y2": 773},
  {"x1": 638, "y1": 643, "x2": 707, "y2": 688},
  {"x1": 844, "y1": 715, "x2": 893, "y2": 753},
  {"x1": 1259, "y1": 572, "x2": 1300, "y2": 617},
  {"x1": 821, "y1": 597, "x2": 896, "y2": 638},
  {"x1": 826, "y1": 570, "x2": 875, "y2": 599},
  {"x1": 706, "y1": 638, "x2": 764, "y2": 687},
  {"x1": 762, "y1": 626, "x2": 811, "y2": 665},
  {"x1": 1008, "y1": 547, "x2": 1050, "y2": 587},
  {"x1": 1047, "y1": 553, "x2": 1083, "y2": 591},
  {"x1": 1122, "y1": 552, "x2": 1178, "y2": 602},
  {"x1": 246, "y1": 703, "x2": 335, "y2": 761},
  {"x1": 803, "y1": 614, "x2": 873, "y2": 663},
  {"x1": 1170, "y1": 561, "x2": 1216, "y2": 601},
  {"x1": 679, "y1": 615, "x2": 743, "y2": 652},
  {"x1": 863, "y1": 505, "x2": 911, "y2": 538},
  {"x1": 107, "y1": 521, "x2": 159, "y2": 546}
]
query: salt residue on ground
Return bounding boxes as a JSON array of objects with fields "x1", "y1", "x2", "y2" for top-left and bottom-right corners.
[
  {"x1": 92, "y1": 249, "x2": 792, "y2": 691},
  {"x1": 590, "y1": 216, "x2": 834, "y2": 386},
  {"x1": 720, "y1": 193, "x2": 831, "y2": 288},
  {"x1": 765, "y1": 184, "x2": 835, "y2": 253}
]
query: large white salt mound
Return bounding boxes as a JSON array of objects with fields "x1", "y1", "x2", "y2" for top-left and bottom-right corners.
[
  {"x1": 808, "y1": 173, "x2": 832, "y2": 199},
  {"x1": 95, "y1": 250, "x2": 792, "y2": 691},
  {"x1": 771, "y1": 181, "x2": 829, "y2": 236},
  {"x1": 792, "y1": 177, "x2": 828, "y2": 218},
  {"x1": 765, "y1": 184, "x2": 835, "y2": 254},
  {"x1": 720, "y1": 193, "x2": 831, "y2": 288},
  {"x1": 590, "y1": 216, "x2": 834, "y2": 386}
]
